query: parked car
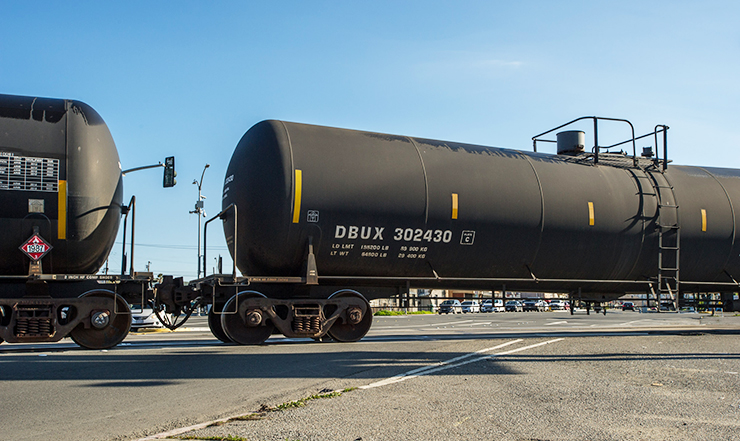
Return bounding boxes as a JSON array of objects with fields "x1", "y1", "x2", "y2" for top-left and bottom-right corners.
[
  {"x1": 461, "y1": 300, "x2": 481, "y2": 313},
  {"x1": 549, "y1": 299, "x2": 566, "y2": 310},
  {"x1": 130, "y1": 305, "x2": 170, "y2": 330},
  {"x1": 480, "y1": 299, "x2": 494, "y2": 313},
  {"x1": 438, "y1": 299, "x2": 462, "y2": 314},
  {"x1": 622, "y1": 302, "x2": 635, "y2": 311},
  {"x1": 522, "y1": 300, "x2": 540, "y2": 312},
  {"x1": 493, "y1": 299, "x2": 505, "y2": 312},
  {"x1": 536, "y1": 299, "x2": 550, "y2": 311},
  {"x1": 505, "y1": 300, "x2": 523, "y2": 312},
  {"x1": 660, "y1": 302, "x2": 676, "y2": 311}
]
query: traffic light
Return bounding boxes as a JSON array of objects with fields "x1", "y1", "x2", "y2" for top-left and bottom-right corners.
[{"x1": 163, "y1": 156, "x2": 176, "y2": 187}]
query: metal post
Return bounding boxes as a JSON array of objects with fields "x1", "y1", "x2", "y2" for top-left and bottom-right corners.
[
  {"x1": 205, "y1": 204, "x2": 238, "y2": 282},
  {"x1": 120, "y1": 195, "x2": 135, "y2": 276},
  {"x1": 130, "y1": 196, "x2": 135, "y2": 275},
  {"x1": 663, "y1": 126, "x2": 669, "y2": 171},
  {"x1": 191, "y1": 164, "x2": 210, "y2": 278},
  {"x1": 197, "y1": 206, "x2": 201, "y2": 278},
  {"x1": 121, "y1": 207, "x2": 128, "y2": 276},
  {"x1": 593, "y1": 118, "x2": 599, "y2": 164}
]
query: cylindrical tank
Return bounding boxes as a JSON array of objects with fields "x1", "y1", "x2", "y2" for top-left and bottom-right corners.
[
  {"x1": 0, "y1": 94, "x2": 122, "y2": 275},
  {"x1": 222, "y1": 120, "x2": 740, "y2": 294},
  {"x1": 556, "y1": 130, "x2": 585, "y2": 155}
]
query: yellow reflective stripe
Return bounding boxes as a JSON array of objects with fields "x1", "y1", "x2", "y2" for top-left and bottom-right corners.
[
  {"x1": 588, "y1": 202, "x2": 595, "y2": 226},
  {"x1": 292, "y1": 169, "x2": 302, "y2": 224},
  {"x1": 58, "y1": 180, "x2": 67, "y2": 239},
  {"x1": 451, "y1": 193, "x2": 458, "y2": 220},
  {"x1": 701, "y1": 208, "x2": 707, "y2": 232}
]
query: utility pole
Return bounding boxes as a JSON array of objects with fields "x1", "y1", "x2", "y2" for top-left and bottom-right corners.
[{"x1": 190, "y1": 164, "x2": 210, "y2": 278}]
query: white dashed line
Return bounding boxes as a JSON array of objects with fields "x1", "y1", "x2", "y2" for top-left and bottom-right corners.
[{"x1": 360, "y1": 338, "x2": 563, "y2": 389}]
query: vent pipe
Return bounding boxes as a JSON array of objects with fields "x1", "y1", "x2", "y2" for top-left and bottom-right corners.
[{"x1": 556, "y1": 130, "x2": 585, "y2": 155}]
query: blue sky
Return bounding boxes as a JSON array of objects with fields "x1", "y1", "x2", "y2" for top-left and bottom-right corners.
[{"x1": 2, "y1": 1, "x2": 739, "y2": 279}]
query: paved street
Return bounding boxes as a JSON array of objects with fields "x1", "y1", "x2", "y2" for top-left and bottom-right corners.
[{"x1": 1, "y1": 310, "x2": 738, "y2": 441}]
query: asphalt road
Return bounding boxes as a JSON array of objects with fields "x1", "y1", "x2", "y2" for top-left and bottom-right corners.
[{"x1": 1, "y1": 310, "x2": 739, "y2": 441}]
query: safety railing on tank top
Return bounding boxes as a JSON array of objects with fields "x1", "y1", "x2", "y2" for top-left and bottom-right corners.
[{"x1": 531, "y1": 116, "x2": 670, "y2": 170}]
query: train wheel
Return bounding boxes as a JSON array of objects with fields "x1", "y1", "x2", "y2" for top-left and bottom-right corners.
[
  {"x1": 327, "y1": 290, "x2": 372, "y2": 343},
  {"x1": 208, "y1": 304, "x2": 233, "y2": 343},
  {"x1": 69, "y1": 291, "x2": 131, "y2": 350},
  {"x1": 221, "y1": 292, "x2": 274, "y2": 345}
]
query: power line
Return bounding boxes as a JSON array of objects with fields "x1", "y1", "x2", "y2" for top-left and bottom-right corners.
[{"x1": 113, "y1": 242, "x2": 228, "y2": 251}]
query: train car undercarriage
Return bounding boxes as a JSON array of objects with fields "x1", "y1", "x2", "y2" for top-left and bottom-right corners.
[{"x1": 155, "y1": 275, "x2": 379, "y2": 346}]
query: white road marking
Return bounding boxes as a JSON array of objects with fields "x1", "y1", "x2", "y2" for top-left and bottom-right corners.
[
  {"x1": 375, "y1": 320, "x2": 499, "y2": 332},
  {"x1": 132, "y1": 338, "x2": 551, "y2": 440},
  {"x1": 545, "y1": 321, "x2": 568, "y2": 326},
  {"x1": 460, "y1": 321, "x2": 493, "y2": 326},
  {"x1": 360, "y1": 338, "x2": 564, "y2": 389},
  {"x1": 619, "y1": 320, "x2": 646, "y2": 326},
  {"x1": 135, "y1": 418, "x2": 233, "y2": 441},
  {"x1": 426, "y1": 319, "x2": 475, "y2": 327}
]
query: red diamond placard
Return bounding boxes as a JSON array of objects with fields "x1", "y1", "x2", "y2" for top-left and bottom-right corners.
[{"x1": 19, "y1": 234, "x2": 53, "y2": 261}]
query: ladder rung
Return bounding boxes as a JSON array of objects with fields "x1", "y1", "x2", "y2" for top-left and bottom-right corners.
[
  {"x1": 658, "y1": 204, "x2": 679, "y2": 208},
  {"x1": 657, "y1": 224, "x2": 680, "y2": 229},
  {"x1": 659, "y1": 267, "x2": 679, "y2": 271},
  {"x1": 659, "y1": 246, "x2": 680, "y2": 250}
]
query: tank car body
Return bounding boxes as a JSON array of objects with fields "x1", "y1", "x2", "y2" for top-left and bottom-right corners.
[
  {"x1": 0, "y1": 94, "x2": 142, "y2": 349},
  {"x1": 222, "y1": 120, "x2": 740, "y2": 305},
  {"x1": 0, "y1": 93, "x2": 122, "y2": 274}
]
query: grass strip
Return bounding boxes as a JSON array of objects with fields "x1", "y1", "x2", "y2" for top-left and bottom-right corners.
[
  {"x1": 175, "y1": 435, "x2": 248, "y2": 441},
  {"x1": 176, "y1": 388, "x2": 358, "y2": 440}
]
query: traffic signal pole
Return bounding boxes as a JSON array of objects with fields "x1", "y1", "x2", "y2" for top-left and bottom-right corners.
[{"x1": 190, "y1": 164, "x2": 210, "y2": 279}]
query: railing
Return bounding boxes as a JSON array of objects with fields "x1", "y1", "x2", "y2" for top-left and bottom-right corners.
[
  {"x1": 532, "y1": 116, "x2": 670, "y2": 170},
  {"x1": 120, "y1": 195, "x2": 136, "y2": 275},
  {"x1": 203, "y1": 203, "x2": 238, "y2": 279}
]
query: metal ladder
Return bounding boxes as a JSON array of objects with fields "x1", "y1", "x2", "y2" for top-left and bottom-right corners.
[{"x1": 650, "y1": 171, "x2": 680, "y2": 310}]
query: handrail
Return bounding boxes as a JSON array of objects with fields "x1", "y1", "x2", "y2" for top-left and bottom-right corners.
[
  {"x1": 655, "y1": 125, "x2": 669, "y2": 171},
  {"x1": 203, "y1": 203, "x2": 237, "y2": 279},
  {"x1": 532, "y1": 116, "x2": 637, "y2": 167},
  {"x1": 596, "y1": 124, "x2": 670, "y2": 170},
  {"x1": 600, "y1": 128, "x2": 657, "y2": 149},
  {"x1": 599, "y1": 125, "x2": 670, "y2": 170},
  {"x1": 120, "y1": 195, "x2": 136, "y2": 275}
]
